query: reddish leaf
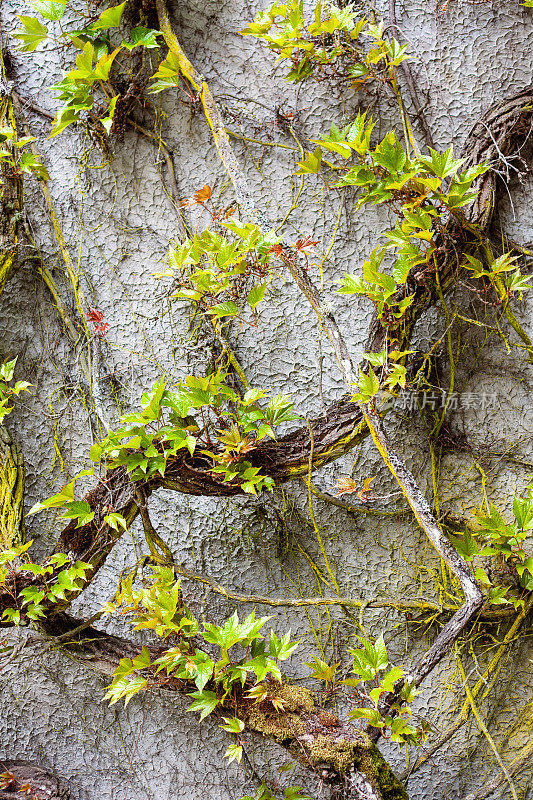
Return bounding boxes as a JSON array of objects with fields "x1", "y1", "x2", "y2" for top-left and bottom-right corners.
[
  {"x1": 85, "y1": 307, "x2": 104, "y2": 323},
  {"x1": 180, "y1": 184, "x2": 212, "y2": 207},
  {"x1": 295, "y1": 236, "x2": 319, "y2": 252},
  {"x1": 0, "y1": 771, "x2": 16, "y2": 790},
  {"x1": 357, "y1": 475, "x2": 376, "y2": 502},
  {"x1": 268, "y1": 244, "x2": 284, "y2": 258},
  {"x1": 334, "y1": 477, "x2": 359, "y2": 496},
  {"x1": 85, "y1": 307, "x2": 109, "y2": 336}
]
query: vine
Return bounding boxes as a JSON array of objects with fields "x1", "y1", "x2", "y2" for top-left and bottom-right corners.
[{"x1": 0, "y1": 0, "x2": 532, "y2": 798}]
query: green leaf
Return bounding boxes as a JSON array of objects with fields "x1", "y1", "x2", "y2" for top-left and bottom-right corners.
[
  {"x1": 92, "y1": 2, "x2": 127, "y2": 30},
  {"x1": 419, "y1": 147, "x2": 464, "y2": 179},
  {"x1": 104, "y1": 673, "x2": 149, "y2": 706},
  {"x1": 514, "y1": 495, "x2": 533, "y2": 531},
  {"x1": 284, "y1": 789, "x2": 312, "y2": 800},
  {"x1": 18, "y1": 152, "x2": 49, "y2": 181},
  {"x1": 264, "y1": 394, "x2": 298, "y2": 425},
  {"x1": 474, "y1": 566, "x2": 491, "y2": 585},
  {"x1": 30, "y1": 0, "x2": 67, "y2": 22},
  {"x1": 124, "y1": 26, "x2": 162, "y2": 50},
  {"x1": 296, "y1": 147, "x2": 322, "y2": 174},
  {"x1": 30, "y1": 0, "x2": 67, "y2": 21},
  {"x1": 188, "y1": 652, "x2": 214, "y2": 691},
  {"x1": 488, "y1": 585, "x2": 512, "y2": 605},
  {"x1": 506, "y1": 269, "x2": 531, "y2": 297},
  {"x1": 149, "y1": 50, "x2": 181, "y2": 93},
  {"x1": 349, "y1": 707, "x2": 383, "y2": 726},
  {"x1": 450, "y1": 529, "x2": 479, "y2": 560},
  {"x1": 390, "y1": 718, "x2": 418, "y2": 742},
  {"x1": 100, "y1": 95, "x2": 118, "y2": 134},
  {"x1": 13, "y1": 16, "x2": 48, "y2": 51},
  {"x1": 372, "y1": 132, "x2": 406, "y2": 174},
  {"x1": 104, "y1": 512, "x2": 128, "y2": 532},
  {"x1": 305, "y1": 655, "x2": 338, "y2": 683},
  {"x1": 187, "y1": 689, "x2": 220, "y2": 721},
  {"x1": 49, "y1": 106, "x2": 82, "y2": 138},
  {"x1": 269, "y1": 629, "x2": 299, "y2": 661},
  {"x1": 27, "y1": 468, "x2": 93, "y2": 514},
  {"x1": 337, "y1": 273, "x2": 367, "y2": 295},
  {"x1": 223, "y1": 743, "x2": 243, "y2": 764},
  {"x1": 220, "y1": 716, "x2": 245, "y2": 733},
  {"x1": 364, "y1": 350, "x2": 387, "y2": 367},
  {"x1": 0, "y1": 358, "x2": 17, "y2": 382},
  {"x1": 352, "y1": 367, "x2": 380, "y2": 403},
  {"x1": 373, "y1": 634, "x2": 388, "y2": 671},
  {"x1": 28, "y1": 478, "x2": 75, "y2": 514},
  {"x1": 208, "y1": 301, "x2": 239, "y2": 318},
  {"x1": 132, "y1": 646, "x2": 151, "y2": 669},
  {"x1": 381, "y1": 665, "x2": 404, "y2": 692},
  {"x1": 62, "y1": 500, "x2": 95, "y2": 527},
  {"x1": 247, "y1": 283, "x2": 267, "y2": 309}
]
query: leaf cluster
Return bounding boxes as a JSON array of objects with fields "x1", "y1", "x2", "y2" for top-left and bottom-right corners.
[
  {"x1": 0, "y1": 542, "x2": 92, "y2": 624},
  {"x1": 0, "y1": 358, "x2": 32, "y2": 423},
  {"x1": 103, "y1": 567, "x2": 299, "y2": 763},
  {"x1": 451, "y1": 481, "x2": 533, "y2": 608},
  {"x1": 241, "y1": 2, "x2": 407, "y2": 86},
  {"x1": 342, "y1": 634, "x2": 427, "y2": 745},
  {"x1": 160, "y1": 218, "x2": 281, "y2": 321},
  {"x1": 13, "y1": 1, "x2": 163, "y2": 137}
]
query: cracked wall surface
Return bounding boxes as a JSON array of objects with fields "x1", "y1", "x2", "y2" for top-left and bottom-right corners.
[{"x1": 0, "y1": 0, "x2": 532, "y2": 798}]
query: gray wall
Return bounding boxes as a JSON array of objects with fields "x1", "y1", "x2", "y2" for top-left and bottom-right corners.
[{"x1": 1, "y1": 0, "x2": 532, "y2": 798}]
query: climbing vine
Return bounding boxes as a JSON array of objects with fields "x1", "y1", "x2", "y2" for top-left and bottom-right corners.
[{"x1": 0, "y1": 0, "x2": 533, "y2": 799}]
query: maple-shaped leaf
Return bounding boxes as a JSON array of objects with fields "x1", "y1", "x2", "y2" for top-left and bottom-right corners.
[
  {"x1": 268, "y1": 243, "x2": 285, "y2": 258},
  {"x1": 85, "y1": 307, "x2": 109, "y2": 335},
  {"x1": 270, "y1": 695, "x2": 287, "y2": 712},
  {"x1": 358, "y1": 475, "x2": 376, "y2": 502},
  {"x1": 0, "y1": 771, "x2": 16, "y2": 790},
  {"x1": 86, "y1": 307, "x2": 104, "y2": 323},
  {"x1": 295, "y1": 236, "x2": 319, "y2": 252},
  {"x1": 180, "y1": 184, "x2": 212, "y2": 207},
  {"x1": 334, "y1": 476, "x2": 359, "y2": 496}
]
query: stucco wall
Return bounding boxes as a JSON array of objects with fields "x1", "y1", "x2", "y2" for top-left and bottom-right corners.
[{"x1": 0, "y1": 0, "x2": 532, "y2": 798}]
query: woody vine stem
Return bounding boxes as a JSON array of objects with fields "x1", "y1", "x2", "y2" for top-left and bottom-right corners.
[{"x1": 1, "y1": 1, "x2": 533, "y2": 799}]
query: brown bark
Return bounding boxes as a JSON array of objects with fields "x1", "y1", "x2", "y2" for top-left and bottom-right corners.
[
  {"x1": 1, "y1": 85, "x2": 532, "y2": 627},
  {"x1": 39, "y1": 613, "x2": 407, "y2": 800},
  {"x1": 0, "y1": 761, "x2": 71, "y2": 800}
]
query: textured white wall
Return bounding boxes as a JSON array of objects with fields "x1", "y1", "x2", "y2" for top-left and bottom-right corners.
[{"x1": 0, "y1": 0, "x2": 532, "y2": 798}]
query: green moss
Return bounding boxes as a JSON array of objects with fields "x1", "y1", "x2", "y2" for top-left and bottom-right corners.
[
  {"x1": 242, "y1": 683, "x2": 315, "y2": 744},
  {"x1": 0, "y1": 426, "x2": 25, "y2": 548},
  {"x1": 308, "y1": 732, "x2": 408, "y2": 800},
  {"x1": 308, "y1": 734, "x2": 358, "y2": 774},
  {"x1": 356, "y1": 735, "x2": 408, "y2": 800}
]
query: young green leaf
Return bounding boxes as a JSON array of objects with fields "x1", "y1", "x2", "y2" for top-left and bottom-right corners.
[
  {"x1": 187, "y1": 689, "x2": 220, "y2": 721},
  {"x1": 30, "y1": 0, "x2": 67, "y2": 21},
  {"x1": 220, "y1": 716, "x2": 245, "y2": 733},
  {"x1": 247, "y1": 283, "x2": 267, "y2": 309},
  {"x1": 13, "y1": 16, "x2": 48, "y2": 51},
  {"x1": 92, "y1": 2, "x2": 127, "y2": 30}
]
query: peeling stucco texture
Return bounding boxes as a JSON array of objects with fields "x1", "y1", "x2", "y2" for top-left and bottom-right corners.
[{"x1": 0, "y1": 0, "x2": 532, "y2": 798}]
